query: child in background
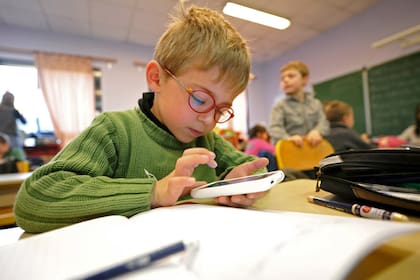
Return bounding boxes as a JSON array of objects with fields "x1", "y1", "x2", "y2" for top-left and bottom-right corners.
[
  {"x1": 269, "y1": 61, "x2": 329, "y2": 147},
  {"x1": 0, "y1": 132, "x2": 26, "y2": 162},
  {"x1": 245, "y1": 124, "x2": 277, "y2": 171},
  {"x1": 14, "y1": 4, "x2": 268, "y2": 233},
  {"x1": 399, "y1": 103, "x2": 420, "y2": 145},
  {"x1": 0, "y1": 132, "x2": 27, "y2": 173},
  {"x1": 324, "y1": 100, "x2": 375, "y2": 152}
]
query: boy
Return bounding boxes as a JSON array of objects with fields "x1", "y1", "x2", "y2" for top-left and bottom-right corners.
[
  {"x1": 324, "y1": 100, "x2": 375, "y2": 152},
  {"x1": 268, "y1": 61, "x2": 329, "y2": 147},
  {"x1": 13, "y1": 4, "x2": 268, "y2": 233}
]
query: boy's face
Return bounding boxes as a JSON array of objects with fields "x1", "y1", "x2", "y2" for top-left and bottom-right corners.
[
  {"x1": 151, "y1": 64, "x2": 238, "y2": 143},
  {"x1": 343, "y1": 111, "x2": 355, "y2": 128},
  {"x1": 280, "y1": 69, "x2": 308, "y2": 95}
]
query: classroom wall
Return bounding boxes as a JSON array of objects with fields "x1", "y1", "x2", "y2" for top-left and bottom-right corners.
[
  {"x1": 1, "y1": 0, "x2": 420, "y2": 132},
  {"x1": 0, "y1": 25, "x2": 154, "y2": 113},
  {"x1": 249, "y1": 0, "x2": 420, "y2": 128}
]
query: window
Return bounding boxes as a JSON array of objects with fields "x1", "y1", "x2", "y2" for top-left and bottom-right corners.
[
  {"x1": 0, "y1": 63, "x2": 54, "y2": 134},
  {"x1": 0, "y1": 62, "x2": 103, "y2": 136}
]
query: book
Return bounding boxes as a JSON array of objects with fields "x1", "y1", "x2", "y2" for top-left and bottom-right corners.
[{"x1": 0, "y1": 204, "x2": 419, "y2": 280}]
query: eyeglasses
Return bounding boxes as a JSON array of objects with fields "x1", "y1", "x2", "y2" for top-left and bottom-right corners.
[{"x1": 163, "y1": 68, "x2": 235, "y2": 123}]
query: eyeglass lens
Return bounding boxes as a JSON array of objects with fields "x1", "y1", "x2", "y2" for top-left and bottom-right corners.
[{"x1": 188, "y1": 91, "x2": 233, "y2": 123}]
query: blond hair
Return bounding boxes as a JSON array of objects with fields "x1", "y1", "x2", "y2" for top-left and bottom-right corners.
[
  {"x1": 324, "y1": 100, "x2": 353, "y2": 122},
  {"x1": 281, "y1": 60, "x2": 309, "y2": 77},
  {"x1": 154, "y1": 4, "x2": 251, "y2": 95}
]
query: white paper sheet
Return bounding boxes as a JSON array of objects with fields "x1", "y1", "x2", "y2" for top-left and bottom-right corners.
[{"x1": 0, "y1": 204, "x2": 419, "y2": 280}]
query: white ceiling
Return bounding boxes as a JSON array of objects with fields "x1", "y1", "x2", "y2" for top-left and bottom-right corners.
[{"x1": 0, "y1": 0, "x2": 382, "y2": 63}]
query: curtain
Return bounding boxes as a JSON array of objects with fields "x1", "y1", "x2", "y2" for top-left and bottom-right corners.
[{"x1": 35, "y1": 52, "x2": 95, "y2": 147}]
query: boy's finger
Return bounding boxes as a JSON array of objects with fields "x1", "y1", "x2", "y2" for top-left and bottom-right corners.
[
  {"x1": 166, "y1": 177, "x2": 197, "y2": 201},
  {"x1": 226, "y1": 158, "x2": 268, "y2": 179},
  {"x1": 183, "y1": 148, "x2": 215, "y2": 158},
  {"x1": 175, "y1": 154, "x2": 217, "y2": 176}
]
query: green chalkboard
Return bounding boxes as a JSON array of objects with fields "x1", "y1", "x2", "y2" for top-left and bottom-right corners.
[
  {"x1": 313, "y1": 71, "x2": 366, "y2": 133},
  {"x1": 368, "y1": 51, "x2": 420, "y2": 136}
]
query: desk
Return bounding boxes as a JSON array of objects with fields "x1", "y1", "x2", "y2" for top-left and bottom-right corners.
[
  {"x1": 0, "y1": 179, "x2": 418, "y2": 279},
  {"x1": 0, "y1": 172, "x2": 31, "y2": 227},
  {"x1": 253, "y1": 179, "x2": 420, "y2": 280}
]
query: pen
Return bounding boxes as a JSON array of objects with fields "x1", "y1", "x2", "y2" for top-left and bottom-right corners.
[
  {"x1": 307, "y1": 196, "x2": 409, "y2": 222},
  {"x1": 81, "y1": 241, "x2": 197, "y2": 280}
]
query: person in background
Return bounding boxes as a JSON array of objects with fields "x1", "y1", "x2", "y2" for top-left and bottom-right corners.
[
  {"x1": 0, "y1": 91, "x2": 27, "y2": 148},
  {"x1": 268, "y1": 60, "x2": 329, "y2": 147},
  {"x1": 14, "y1": 4, "x2": 269, "y2": 233},
  {"x1": 245, "y1": 124, "x2": 277, "y2": 171},
  {"x1": 324, "y1": 100, "x2": 375, "y2": 152},
  {"x1": 0, "y1": 132, "x2": 26, "y2": 163},
  {"x1": 0, "y1": 132, "x2": 27, "y2": 173},
  {"x1": 398, "y1": 103, "x2": 420, "y2": 145},
  {"x1": 244, "y1": 124, "x2": 309, "y2": 180}
]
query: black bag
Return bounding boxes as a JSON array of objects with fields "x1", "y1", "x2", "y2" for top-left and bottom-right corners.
[{"x1": 316, "y1": 146, "x2": 420, "y2": 214}]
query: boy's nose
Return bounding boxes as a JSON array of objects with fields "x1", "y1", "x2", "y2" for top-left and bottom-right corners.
[{"x1": 197, "y1": 110, "x2": 215, "y2": 124}]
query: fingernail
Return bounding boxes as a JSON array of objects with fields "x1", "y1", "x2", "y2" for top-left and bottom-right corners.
[
  {"x1": 208, "y1": 161, "x2": 218, "y2": 168},
  {"x1": 233, "y1": 196, "x2": 242, "y2": 203}
]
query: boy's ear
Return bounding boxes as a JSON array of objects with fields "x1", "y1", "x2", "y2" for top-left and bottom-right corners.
[
  {"x1": 302, "y1": 75, "x2": 309, "y2": 86},
  {"x1": 145, "y1": 60, "x2": 162, "y2": 92}
]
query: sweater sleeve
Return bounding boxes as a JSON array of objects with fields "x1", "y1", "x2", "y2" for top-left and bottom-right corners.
[
  {"x1": 347, "y1": 130, "x2": 376, "y2": 150},
  {"x1": 313, "y1": 99, "x2": 330, "y2": 136},
  {"x1": 14, "y1": 114, "x2": 155, "y2": 233},
  {"x1": 399, "y1": 125, "x2": 414, "y2": 141},
  {"x1": 269, "y1": 102, "x2": 290, "y2": 144},
  {"x1": 14, "y1": 109, "x2": 27, "y2": 124}
]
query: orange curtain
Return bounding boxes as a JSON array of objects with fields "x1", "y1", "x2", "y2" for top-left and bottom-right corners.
[{"x1": 35, "y1": 52, "x2": 95, "y2": 147}]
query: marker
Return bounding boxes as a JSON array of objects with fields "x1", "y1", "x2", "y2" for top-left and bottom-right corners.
[
  {"x1": 307, "y1": 196, "x2": 409, "y2": 222},
  {"x1": 81, "y1": 241, "x2": 198, "y2": 280}
]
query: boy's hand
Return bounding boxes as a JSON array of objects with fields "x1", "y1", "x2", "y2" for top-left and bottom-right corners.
[
  {"x1": 151, "y1": 148, "x2": 217, "y2": 208},
  {"x1": 289, "y1": 135, "x2": 304, "y2": 147},
  {"x1": 215, "y1": 157, "x2": 269, "y2": 207},
  {"x1": 306, "y1": 130, "x2": 323, "y2": 146}
]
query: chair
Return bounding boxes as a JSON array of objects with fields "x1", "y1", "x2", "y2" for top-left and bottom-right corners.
[{"x1": 275, "y1": 139, "x2": 334, "y2": 173}]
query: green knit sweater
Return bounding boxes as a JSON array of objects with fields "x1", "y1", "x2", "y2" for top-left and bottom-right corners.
[{"x1": 14, "y1": 108, "x2": 258, "y2": 233}]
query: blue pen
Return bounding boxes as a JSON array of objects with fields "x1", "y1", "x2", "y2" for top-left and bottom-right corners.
[{"x1": 81, "y1": 241, "x2": 196, "y2": 280}]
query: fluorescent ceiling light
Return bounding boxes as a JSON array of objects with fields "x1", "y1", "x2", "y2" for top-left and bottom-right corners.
[{"x1": 223, "y1": 2, "x2": 290, "y2": 30}]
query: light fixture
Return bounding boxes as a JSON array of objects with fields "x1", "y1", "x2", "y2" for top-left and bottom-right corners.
[
  {"x1": 371, "y1": 24, "x2": 420, "y2": 48},
  {"x1": 223, "y1": 2, "x2": 290, "y2": 30}
]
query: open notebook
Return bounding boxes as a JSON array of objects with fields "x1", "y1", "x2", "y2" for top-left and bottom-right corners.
[{"x1": 0, "y1": 204, "x2": 419, "y2": 280}]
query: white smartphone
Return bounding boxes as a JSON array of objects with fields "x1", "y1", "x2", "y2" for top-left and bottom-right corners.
[{"x1": 190, "y1": 170, "x2": 285, "y2": 199}]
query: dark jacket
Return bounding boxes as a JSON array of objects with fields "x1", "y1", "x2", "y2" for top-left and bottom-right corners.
[{"x1": 325, "y1": 122, "x2": 375, "y2": 152}]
